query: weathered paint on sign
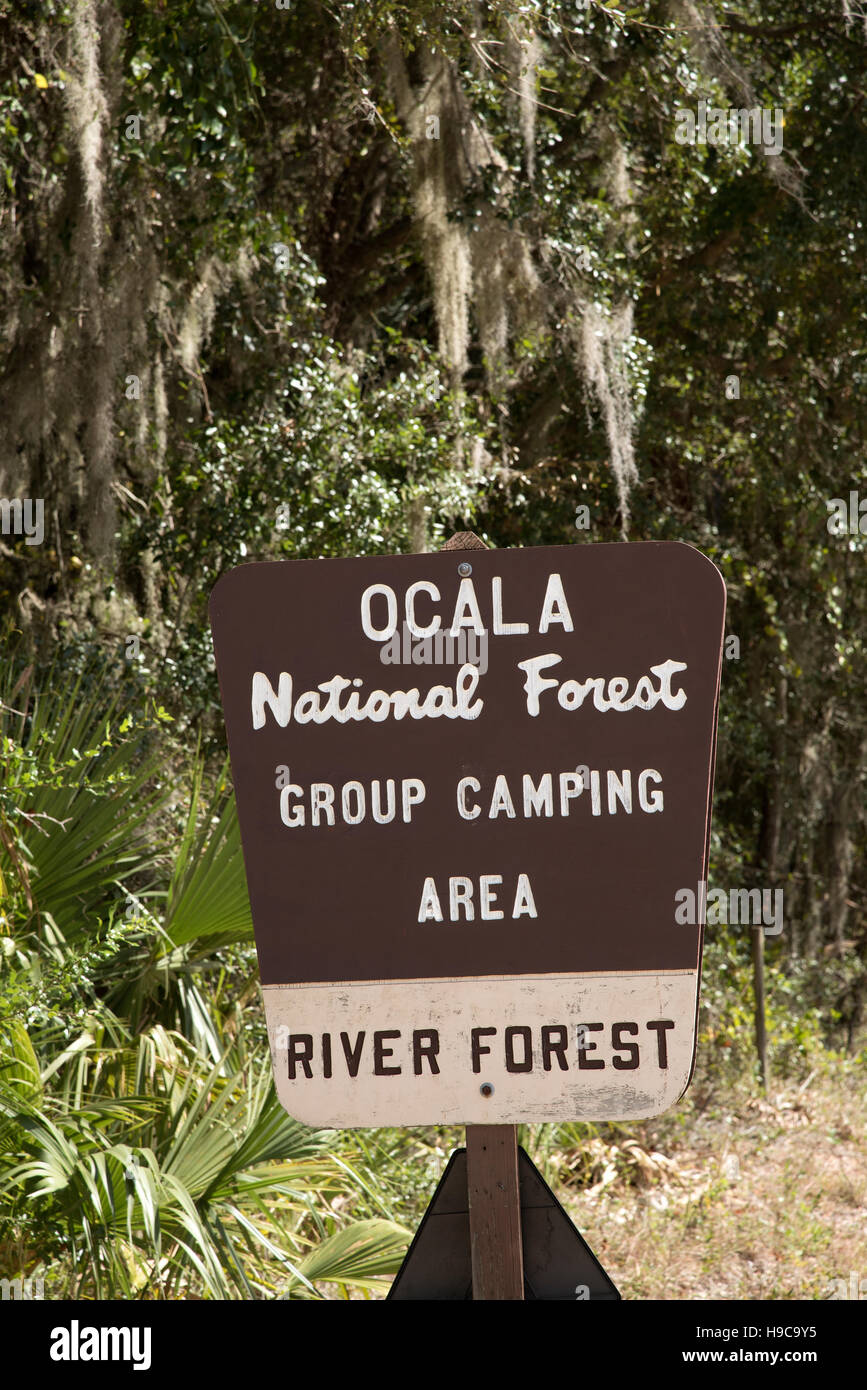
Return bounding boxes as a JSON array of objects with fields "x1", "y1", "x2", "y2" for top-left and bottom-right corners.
[{"x1": 209, "y1": 541, "x2": 725, "y2": 1126}]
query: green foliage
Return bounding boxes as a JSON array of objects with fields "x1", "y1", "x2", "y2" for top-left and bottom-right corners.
[
  {"x1": 0, "y1": 656, "x2": 169, "y2": 944},
  {"x1": 139, "y1": 325, "x2": 493, "y2": 720},
  {"x1": 0, "y1": 649, "x2": 408, "y2": 1298},
  {"x1": 0, "y1": 1027, "x2": 409, "y2": 1299}
]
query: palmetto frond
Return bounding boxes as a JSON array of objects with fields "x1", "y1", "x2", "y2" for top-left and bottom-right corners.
[{"x1": 0, "y1": 1028, "x2": 409, "y2": 1298}]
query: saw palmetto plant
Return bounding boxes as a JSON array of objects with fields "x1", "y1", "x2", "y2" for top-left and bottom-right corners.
[{"x1": 0, "y1": 649, "x2": 409, "y2": 1298}]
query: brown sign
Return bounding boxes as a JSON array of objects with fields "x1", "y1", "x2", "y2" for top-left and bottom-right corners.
[{"x1": 209, "y1": 541, "x2": 725, "y2": 1126}]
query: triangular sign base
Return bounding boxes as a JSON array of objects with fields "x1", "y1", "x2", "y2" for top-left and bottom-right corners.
[{"x1": 387, "y1": 1147, "x2": 620, "y2": 1300}]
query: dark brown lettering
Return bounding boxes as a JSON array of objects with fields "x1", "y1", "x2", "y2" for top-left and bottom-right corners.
[
  {"x1": 412, "y1": 1028, "x2": 440, "y2": 1075},
  {"x1": 505, "y1": 1025, "x2": 533, "y2": 1073},
  {"x1": 340, "y1": 1030, "x2": 366, "y2": 1076},
  {"x1": 577, "y1": 1021, "x2": 605, "y2": 1069},
  {"x1": 288, "y1": 1034, "x2": 313, "y2": 1079},
  {"x1": 373, "y1": 1029, "x2": 402, "y2": 1076},
  {"x1": 471, "y1": 1026, "x2": 497, "y2": 1073},
  {"x1": 646, "y1": 1019, "x2": 674, "y2": 1068},
  {"x1": 611, "y1": 1021, "x2": 640, "y2": 1070},
  {"x1": 541, "y1": 1024, "x2": 569, "y2": 1071}
]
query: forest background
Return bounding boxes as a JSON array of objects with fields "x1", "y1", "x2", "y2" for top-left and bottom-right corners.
[{"x1": 0, "y1": 0, "x2": 865, "y2": 1299}]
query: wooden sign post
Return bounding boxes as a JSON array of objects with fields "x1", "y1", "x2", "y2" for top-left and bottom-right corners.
[
  {"x1": 209, "y1": 533, "x2": 725, "y2": 1299},
  {"x1": 466, "y1": 1123, "x2": 523, "y2": 1299}
]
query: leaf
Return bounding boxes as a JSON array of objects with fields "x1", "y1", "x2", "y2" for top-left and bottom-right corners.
[
  {"x1": 296, "y1": 1219, "x2": 410, "y2": 1286},
  {"x1": 160, "y1": 759, "x2": 253, "y2": 952},
  {"x1": 0, "y1": 1021, "x2": 43, "y2": 1102},
  {"x1": 0, "y1": 658, "x2": 168, "y2": 940},
  {"x1": 33, "y1": 73, "x2": 49, "y2": 89}
]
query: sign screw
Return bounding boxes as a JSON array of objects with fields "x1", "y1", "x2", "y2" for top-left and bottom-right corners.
[
  {"x1": 458, "y1": 561, "x2": 472, "y2": 576},
  {"x1": 480, "y1": 1082, "x2": 494, "y2": 1097}
]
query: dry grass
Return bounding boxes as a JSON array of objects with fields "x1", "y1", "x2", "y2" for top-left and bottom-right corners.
[{"x1": 544, "y1": 1059, "x2": 867, "y2": 1300}]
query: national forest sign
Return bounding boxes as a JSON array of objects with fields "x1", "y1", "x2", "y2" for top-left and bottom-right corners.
[{"x1": 209, "y1": 541, "x2": 726, "y2": 1126}]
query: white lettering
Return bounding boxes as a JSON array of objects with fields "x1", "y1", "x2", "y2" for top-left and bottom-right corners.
[
  {"x1": 418, "y1": 878, "x2": 443, "y2": 922},
  {"x1": 489, "y1": 774, "x2": 516, "y2": 819},
  {"x1": 252, "y1": 665, "x2": 483, "y2": 728},
  {"x1": 449, "y1": 578, "x2": 485, "y2": 636},
  {"x1": 480, "y1": 874, "x2": 503, "y2": 920},
  {"x1": 361, "y1": 583, "x2": 398, "y2": 640},
  {"x1": 457, "y1": 776, "x2": 481, "y2": 819},
  {"x1": 491, "y1": 576, "x2": 529, "y2": 634},
  {"x1": 517, "y1": 655, "x2": 688, "y2": 717},
  {"x1": 539, "y1": 573, "x2": 574, "y2": 633},
  {"x1": 252, "y1": 671, "x2": 292, "y2": 729},
  {"x1": 405, "y1": 581, "x2": 441, "y2": 637},
  {"x1": 638, "y1": 769, "x2": 664, "y2": 812},
  {"x1": 402, "y1": 778, "x2": 426, "y2": 822},
  {"x1": 449, "y1": 877, "x2": 474, "y2": 920},
  {"x1": 512, "y1": 873, "x2": 537, "y2": 918}
]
